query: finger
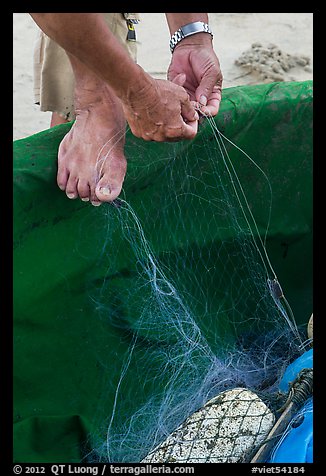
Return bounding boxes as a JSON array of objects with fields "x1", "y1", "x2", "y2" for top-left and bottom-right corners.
[
  {"x1": 163, "y1": 117, "x2": 197, "y2": 142},
  {"x1": 171, "y1": 74, "x2": 199, "y2": 122},
  {"x1": 198, "y1": 85, "x2": 222, "y2": 117},
  {"x1": 181, "y1": 104, "x2": 199, "y2": 123},
  {"x1": 181, "y1": 95, "x2": 199, "y2": 123},
  {"x1": 180, "y1": 121, "x2": 198, "y2": 140},
  {"x1": 196, "y1": 69, "x2": 223, "y2": 108},
  {"x1": 200, "y1": 100, "x2": 221, "y2": 117},
  {"x1": 171, "y1": 72, "x2": 186, "y2": 87},
  {"x1": 185, "y1": 119, "x2": 198, "y2": 136}
]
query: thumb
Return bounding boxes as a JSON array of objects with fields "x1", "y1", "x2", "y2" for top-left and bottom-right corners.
[{"x1": 171, "y1": 72, "x2": 186, "y2": 87}]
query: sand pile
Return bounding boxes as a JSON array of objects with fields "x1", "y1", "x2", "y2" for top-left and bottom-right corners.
[{"x1": 235, "y1": 43, "x2": 311, "y2": 82}]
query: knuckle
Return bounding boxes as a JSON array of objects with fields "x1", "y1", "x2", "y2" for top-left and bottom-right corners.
[{"x1": 166, "y1": 127, "x2": 182, "y2": 140}]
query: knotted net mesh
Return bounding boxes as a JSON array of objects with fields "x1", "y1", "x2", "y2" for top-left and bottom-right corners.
[
  {"x1": 83, "y1": 97, "x2": 311, "y2": 462},
  {"x1": 13, "y1": 81, "x2": 312, "y2": 464}
]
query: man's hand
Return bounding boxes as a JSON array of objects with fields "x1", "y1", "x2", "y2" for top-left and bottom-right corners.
[
  {"x1": 121, "y1": 73, "x2": 199, "y2": 142},
  {"x1": 30, "y1": 13, "x2": 201, "y2": 143},
  {"x1": 167, "y1": 39, "x2": 223, "y2": 117}
]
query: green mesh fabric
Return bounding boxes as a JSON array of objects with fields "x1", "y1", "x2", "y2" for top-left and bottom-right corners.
[{"x1": 13, "y1": 81, "x2": 312, "y2": 462}]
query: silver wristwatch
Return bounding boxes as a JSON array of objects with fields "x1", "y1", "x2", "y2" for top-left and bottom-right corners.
[{"x1": 169, "y1": 21, "x2": 213, "y2": 53}]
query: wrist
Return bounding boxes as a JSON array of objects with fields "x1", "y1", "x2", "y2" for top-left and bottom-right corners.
[
  {"x1": 173, "y1": 32, "x2": 213, "y2": 52},
  {"x1": 169, "y1": 21, "x2": 213, "y2": 53},
  {"x1": 116, "y1": 64, "x2": 155, "y2": 108}
]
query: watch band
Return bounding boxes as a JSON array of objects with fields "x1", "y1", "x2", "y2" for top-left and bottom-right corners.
[{"x1": 170, "y1": 21, "x2": 213, "y2": 53}]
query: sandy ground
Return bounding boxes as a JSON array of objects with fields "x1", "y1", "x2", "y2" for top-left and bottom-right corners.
[{"x1": 13, "y1": 13, "x2": 313, "y2": 141}]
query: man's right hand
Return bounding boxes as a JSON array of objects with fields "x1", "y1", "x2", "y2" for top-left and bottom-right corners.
[{"x1": 121, "y1": 72, "x2": 199, "y2": 142}]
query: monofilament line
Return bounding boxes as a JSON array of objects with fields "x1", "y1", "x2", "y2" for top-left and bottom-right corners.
[{"x1": 200, "y1": 112, "x2": 301, "y2": 344}]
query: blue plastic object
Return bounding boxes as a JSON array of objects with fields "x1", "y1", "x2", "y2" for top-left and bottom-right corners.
[
  {"x1": 279, "y1": 349, "x2": 313, "y2": 393},
  {"x1": 269, "y1": 349, "x2": 313, "y2": 463}
]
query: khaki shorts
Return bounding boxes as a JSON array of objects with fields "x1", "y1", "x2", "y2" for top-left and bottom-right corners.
[{"x1": 33, "y1": 13, "x2": 139, "y2": 120}]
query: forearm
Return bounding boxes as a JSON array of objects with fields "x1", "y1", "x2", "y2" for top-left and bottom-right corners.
[{"x1": 29, "y1": 13, "x2": 150, "y2": 102}]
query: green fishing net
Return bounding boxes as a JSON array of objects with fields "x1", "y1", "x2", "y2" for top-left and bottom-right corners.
[{"x1": 13, "y1": 81, "x2": 312, "y2": 463}]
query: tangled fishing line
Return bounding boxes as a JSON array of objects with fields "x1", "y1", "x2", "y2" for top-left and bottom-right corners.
[{"x1": 83, "y1": 112, "x2": 311, "y2": 463}]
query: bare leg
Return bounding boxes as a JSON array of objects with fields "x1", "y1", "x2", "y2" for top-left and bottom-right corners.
[
  {"x1": 50, "y1": 112, "x2": 70, "y2": 127},
  {"x1": 56, "y1": 53, "x2": 127, "y2": 206}
]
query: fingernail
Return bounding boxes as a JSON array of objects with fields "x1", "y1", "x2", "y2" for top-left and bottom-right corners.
[
  {"x1": 99, "y1": 186, "x2": 112, "y2": 196},
  {"x1": 194, "y1": 112, "x2": 199, "y2": 121},
  {"x1": 81, "y1": 197, "x2": 90, "y2": 202},
  {"x1": 199, "y1": 95, "x2": 207, "y2": 106},
  {"x1": 91, "y1": 201, "x2": 102, "y2": 207},
  {"x1": 67, "y1": 193, "x2": 76, "y2": 199}
]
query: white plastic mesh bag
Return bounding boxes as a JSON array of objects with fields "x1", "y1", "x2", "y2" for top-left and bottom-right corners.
[{"x1": 142, "y1": 388, "x2": 275, "y2": 463}]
